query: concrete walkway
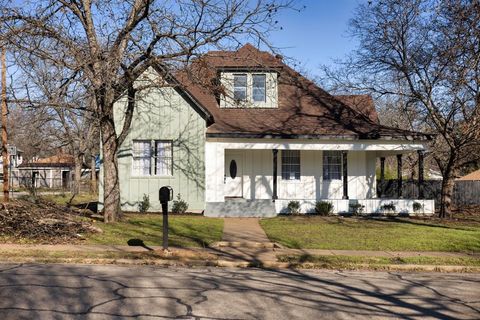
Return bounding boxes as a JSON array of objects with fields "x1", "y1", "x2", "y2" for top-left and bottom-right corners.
[{"x1": 221, "y1": 218, "x2": 271, "y2": 243}]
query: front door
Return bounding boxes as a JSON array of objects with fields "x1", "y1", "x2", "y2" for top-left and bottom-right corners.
[{"x1": 225, "y1": 153, "x2": 243, "y2": 197}]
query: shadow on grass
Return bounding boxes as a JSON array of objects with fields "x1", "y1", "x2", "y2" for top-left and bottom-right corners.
[
  {"x1": 367, "y1": 216, "x2": 476, "y2": 232},
  {"x1": 73, "y1": 202, "x2": 98, "y2": 213}
]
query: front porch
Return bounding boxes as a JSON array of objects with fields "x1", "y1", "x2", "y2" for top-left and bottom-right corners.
[{"x1": 204, "y1": 139, "x2": 435, "y2": 217}]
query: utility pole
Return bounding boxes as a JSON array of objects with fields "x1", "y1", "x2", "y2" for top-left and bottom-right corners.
[{"x1": 1, "y1": 48, "x2": 9, "y2": 202}]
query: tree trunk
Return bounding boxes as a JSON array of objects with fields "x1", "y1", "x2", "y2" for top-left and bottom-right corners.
[
  {"x1": 1, "y1": 48, "x2": 8, "y2": 202},
  {"x1": 73, "y1": 153, "x2": 82, "y2": 195},
  {"x1": 101, "y1": 118, "x2": 121, "y2": 223},
  {"x1": 439, "y1": 154, "x2": 456, "y2": 218},
  {"x1": 90, "y1": 155, "x2": 97, "y2": 194}
]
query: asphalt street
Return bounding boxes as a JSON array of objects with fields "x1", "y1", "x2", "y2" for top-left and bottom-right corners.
[{"x1": 0, "y1": 263, "x2": 478, "y2": 319}]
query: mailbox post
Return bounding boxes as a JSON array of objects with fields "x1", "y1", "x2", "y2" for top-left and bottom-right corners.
[{"x1": 159, "y1": 186, "x2": 173, "y2": 250}]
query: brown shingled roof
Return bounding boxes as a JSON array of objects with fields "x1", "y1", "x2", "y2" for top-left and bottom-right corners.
[
  {"x1": 457, "y1": 169, "x2": 480, "y2": 181},
  {"x1": 18, "y1": 154, "x2": 74, "y2": 168},
  {"x1": 175, "y1": 44, "x2": 430, "y2": 140},
  {"x1": 334, "y1": 95, "x2": 379, "y2": 124}
]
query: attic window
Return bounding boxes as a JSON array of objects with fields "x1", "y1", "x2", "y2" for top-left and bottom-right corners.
[{"x1": 233, "y1": 74, "x2": 247, "y2": 101}]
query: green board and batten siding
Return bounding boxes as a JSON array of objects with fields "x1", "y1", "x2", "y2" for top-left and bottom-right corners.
[{"x1": 100, "y1": 68, "x2": 207, "y2": 212}]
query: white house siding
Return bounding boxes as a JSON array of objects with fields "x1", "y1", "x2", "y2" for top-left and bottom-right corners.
[{"x1": 225, "y1": 149, "x2": 377, "y2": 201}]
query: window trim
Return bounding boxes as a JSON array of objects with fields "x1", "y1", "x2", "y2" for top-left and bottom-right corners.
[
  {"x1": 323, "y1": 151, "x2": 342, "y2": 181},
  {"x1": 281, "y1": 150, "x2": 301, "y2": 181}
]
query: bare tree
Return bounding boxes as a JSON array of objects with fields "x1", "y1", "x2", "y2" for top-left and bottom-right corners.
[
  {"x1": 320, "y1": 0, "x2": 480, "y2": 217},
  {"x1": 0, "y1": 0, "x2": 294, "y2": 222}
]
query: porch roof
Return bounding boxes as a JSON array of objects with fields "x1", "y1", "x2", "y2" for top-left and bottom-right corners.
[{"x1": 207, "y1": 138, "x2": 426, "y2": 153}]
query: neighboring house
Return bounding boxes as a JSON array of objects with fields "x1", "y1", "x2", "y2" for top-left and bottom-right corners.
[
  {"x1": 0, "y1": 145, "x2": 24, "y2": 172},
  {"x1": 99, "y1": 44, "x2": 434, "y2": 216},
  {"x1": 0, "y1": 145, "x2": 24, "y2": 185},
  {"x1": 16, "y1": 154, "x2": 74, "y2": 189},
  {"x1": 457, "y1": 169, "x2": 480, "y2": 181}
]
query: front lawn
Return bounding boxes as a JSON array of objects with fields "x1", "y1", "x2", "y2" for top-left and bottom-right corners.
[
  {"x1": 88, "y1": 214, "x2": 223, "y2": 248},
  {"x1": 260, "y1": 216, "x2": 480, "y2": 252}
]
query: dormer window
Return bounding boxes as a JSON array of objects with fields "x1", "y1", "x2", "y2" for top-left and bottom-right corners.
[
  {"x1": 252, "y1": 74, "x2": 266, "y2": 102},
  {"x1": 220, "y1": 71, "x2": 278, "y2": 108},
  {"x1": 233, "y1": 74, "x2": 247, "y2": 101}
]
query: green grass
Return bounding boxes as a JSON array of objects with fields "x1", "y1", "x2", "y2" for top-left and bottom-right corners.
[
  {"x1": 40, "y1": 193, "x2": 98, "y2": 206},
  {"x1": 88, "y1": 214, "x2": 223, "y2": 248},
  {"x1": 260, "y1": 216, "x2": 480, "y2": 252},
  {"x1": 277, "y1": 254, "x2": 480, "y2": 268}
]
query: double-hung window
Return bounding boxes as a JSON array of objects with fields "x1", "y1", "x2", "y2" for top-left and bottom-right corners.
[
  {"x1": 132, "y1": 140, "x2": 173, "y2": 176},
  {"x1": 154, "y1": 141, "x2": 173, "y2": 176},
  {"x1": 252, "y1": 74, "x2": 266, "y2": 102},
  {"x1": 132, "y1": 140, "x2": 152, "y2": 176},
  {"x1": 323, "y1": 151, "x2": 342, "y2": 180},
  {"x1": 233, "y1": 74, "x2": 247, "y2": 101},
  {"x1": 282, "y1": 150, "x2": 300, "y2": 180}
]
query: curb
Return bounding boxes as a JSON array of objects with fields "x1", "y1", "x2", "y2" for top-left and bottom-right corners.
[{"x1": 1, "y1": 257, "x2": 478, "y2": 273}]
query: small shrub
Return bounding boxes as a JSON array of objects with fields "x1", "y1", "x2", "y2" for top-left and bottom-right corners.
[
  {"x1": 380, "y1": 202, "x2": 396, "y2": 216},
  {"x1": 172, "y1": 193, "x2": 189, "y2": 214},
  {"x1": 287, "y1": 200, "x2": 301, "y2": 215},
  {"x1": 138, "y1": 194, "x2": 150, "y2": 213},
  {"x1": 349, "y1": 203, "x2": 365, "y2": 216},
  {"x1": 413, "y1": 201, "x2": 423, "y2": 212},
  {"x1": 314, "y1": 201, "x2": 334, "y2": 216}
]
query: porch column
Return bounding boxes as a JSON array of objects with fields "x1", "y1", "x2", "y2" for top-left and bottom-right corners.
[
  {"x1": 342, "y1": 150, "x2": 348, "y2": 199},
  {"x1": 397, "y1": 154, "x2": 403, "y2": 198},
  {"x1": 272, "y1": 149, "x2": 278, "y2": 201},
  {"x1": 379, "y1": 157, "x2": 386, "y2": 197},
  {"x1": 418, "y1": 150, "x2": 425, "y2": 199}
]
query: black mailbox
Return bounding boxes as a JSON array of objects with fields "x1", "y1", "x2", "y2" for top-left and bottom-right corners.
[{"x1": 159, "y1": 186, "x2": 173, "y2": 204}]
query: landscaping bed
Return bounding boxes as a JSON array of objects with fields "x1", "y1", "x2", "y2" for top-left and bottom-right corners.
[{"x1": 260, "y1": 216, "x2": 480, "y2": 252}]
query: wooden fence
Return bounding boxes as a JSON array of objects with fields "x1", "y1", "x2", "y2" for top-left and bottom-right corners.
[{"x1": 377, "y1": 180, "x2": 480, "y2": 208}]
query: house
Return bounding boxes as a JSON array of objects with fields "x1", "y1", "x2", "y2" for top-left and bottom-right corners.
[
  {"x1": 99, "y1": 44, "x2": 434, "y2": 216},
  {"x1": 0, "y1": 145, "x2": 24, "y2": 184},
  {"x1": 16, "y1": 154, "x2": 74, "y2": 189},
  {"x1": 0, "y1": 145, "x2": 24, "y2": 172}
]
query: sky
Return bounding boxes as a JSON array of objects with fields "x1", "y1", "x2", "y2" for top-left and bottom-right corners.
[{"x1": 267, "y1": 0, "x2": 364, "y2": 77}]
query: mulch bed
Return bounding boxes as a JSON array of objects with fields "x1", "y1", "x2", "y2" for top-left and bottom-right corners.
[{"x1": 0, "y1": 197, "x2": 100, "y2": 244}]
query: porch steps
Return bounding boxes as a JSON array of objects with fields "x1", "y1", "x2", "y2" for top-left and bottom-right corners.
[{"x1": 204, "y1": 199, "x2": 277, "y2": 217}]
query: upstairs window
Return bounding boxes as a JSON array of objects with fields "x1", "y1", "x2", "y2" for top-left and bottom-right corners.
[
  {"x1": 252, "y1": 74, "x2": 266, "y2": 102},
  {"x1": 282, "y1": 150, "x2": 300, "y2": 180},
  {"x1": 323, "y1": 151, "x2": 342, "y2": 180},
  {"x1": 233, "y1": 74, "x2": 247, "y2": 101}
]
